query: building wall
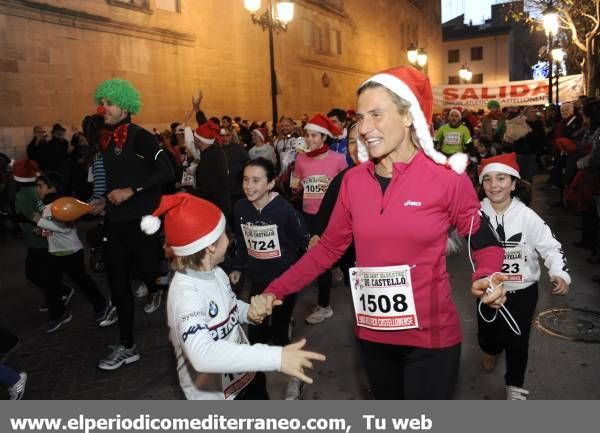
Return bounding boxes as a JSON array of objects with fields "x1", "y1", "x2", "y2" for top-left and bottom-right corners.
[
  {"x1": 0, "y1": 0, "x2": 442, "y2": 158},
  {"x1": 442, "y1": 33, "x2": 509, "y2": 85}
]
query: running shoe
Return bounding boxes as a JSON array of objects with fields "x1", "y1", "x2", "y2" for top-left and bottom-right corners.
[
  {"x1": 144, "y1": 290, "x2": 163, "y2": 314},
  {"x1": 98, "y1": 344, "x2": 140, "y2": 371},
  {"x1": 305, "y1": 305, "x2": 333, "y2": 324},
  {"x1": 506, "y1": 385, "x2": 529, "y2": 400},
  {"x1": 45, "y1": 311, "x2": 72, "y2": 333},
  {"x1": 284, "y1": 377, "x2": 304, "y2": 400},
  {"x1": 95, "y1": 303, "x2": 118, "y2": 327},
  {"x1": 8, "y1": 372, "x2": 27, "y2": 400},
  {"x1": 133, "y1": 280, "x2": 148, "y2": 298}
]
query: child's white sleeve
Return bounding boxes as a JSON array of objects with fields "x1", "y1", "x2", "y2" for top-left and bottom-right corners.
[
  {"x1": 37, "y1": 216, "x2": 71, "y2": 234},
  {"x1": 236, "y1": 299, "x2": 250, "y2": 325},
  {"x1": 528, "y1": 210, "x2": 571, "y2": 285},
  {"x1": 174, "y1": 300, "x2": 282, "y2": 374}
]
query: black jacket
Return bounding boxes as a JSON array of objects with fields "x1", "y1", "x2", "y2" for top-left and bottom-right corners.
[
  {"x1": 232, "y1": 194, "x2": 309, "y2": 282},
  {"x1": 192, "y1": 144, "x2": 231, "y2": 218}
]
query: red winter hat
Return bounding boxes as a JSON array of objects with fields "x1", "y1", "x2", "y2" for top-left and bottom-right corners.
[
  {"x1": 304, "y1": 113, "x2": 342, "y2": 138},
  {"x1": 140, "y1": 193, "x2": 225, "y2": 256},
  {"x1": 13, "y1": 159, "x2": 40, "y2": 183},
  {"x1": 358, "y1": 66, "x2": 468, "y2": 174},
  {"x1": 478, "y1": 152, "x2": 521, "y2": 183},
  {"x1": 252, "y1": 127, "x2": 269, "y2": 143},
  {"x1": 194, "y1": 121, "x2": 220, "y2": 145}
]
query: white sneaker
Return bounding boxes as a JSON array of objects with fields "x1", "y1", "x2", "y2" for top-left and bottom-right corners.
[
  {"x1": 133, "y1": 280, "x2": 148, "y2": 298},
  {"x1": 506, "y1": 385, "x2": 529, "y2": 400},
  {"x1": 305, "y1": 305, "x2": 333, "y2": 324},
  {"x1": 284, "y1": 377, "x2": 304, "y2": 400},
  {"x1": 8, "y1": 372, "x2": 27, "y2": 400},
  {"x1": 144, "y1": 290, "x2": 163, "y2": 314}
]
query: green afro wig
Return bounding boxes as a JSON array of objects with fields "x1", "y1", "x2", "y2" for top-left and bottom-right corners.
[
  {"x1": 94, "y1": 78, "x2": 142, "y2": 115},
  {"x1": 486, "y1": 100, "x2": 500, "y2": 110}
]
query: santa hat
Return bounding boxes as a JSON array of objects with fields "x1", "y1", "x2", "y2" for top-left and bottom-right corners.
[
  {"x1": 304, "y1": 114, "x2": 342, "y2": 138},
  {"x1": 13, "y1": 159, "x2": 40, "y2": 183},
  {"x1": 252, "y1": 127, "x2": 269, "y2": 143},
  {"x1": 357, "y1": 66, "x2": 468, "y2": 174},
  {"x1": 193, "y1": 121, "x2": 220, "y2": 145},
  {"x1": 448, "y1": 108, "x2": 462, "y2": 117},
  {"x1": 478, "y1": 152, "x2": 521, "y2": 183},
  {"x1": 140, "y1": 193, "x2": 225, "y2": 256}
]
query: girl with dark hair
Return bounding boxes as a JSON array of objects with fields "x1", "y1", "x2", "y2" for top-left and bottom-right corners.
[
  {"x1": 477, "y1": 153, "x2": 570, "y2": 400},
  {"x1": 81, "y1": 114, "x2": 109, "y2": 202},
  {"x1": 229, "y1": 157, "x2": 310, "y2": 399}
]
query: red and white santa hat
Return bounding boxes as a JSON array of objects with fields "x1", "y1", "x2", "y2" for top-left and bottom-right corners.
[
  {"x1": 252, "y1": 127, "x2": 269, "y2": 143},
  {"x1": 357, "y1": 66, "x2": 468, "y2": 174},
  {"x1": 193, "y1": 121, "x2": 220, "y2": 145},
  {"x1": 478, "y1": 152, "x2": 521, "y2": 183},
  {"x1": 13, "y1": 159, "x2": 40, "y2": 183},
  {"x1": 304, "y1": 113, "x2": 342, "y2": 138},
  {"x1": 140, "y1": 193, "x2": 225, "y2": 256}
]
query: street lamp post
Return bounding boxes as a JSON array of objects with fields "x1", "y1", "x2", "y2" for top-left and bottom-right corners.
[
  {"x1": 244, "y1": 0, "x2": 294, "y2": 134},
  {"x1": 542, "y1": 1, "x2": 559, "y2": 106},
  {"x1": 551, "y1": 47, "x2": 566, "y2": 104}
]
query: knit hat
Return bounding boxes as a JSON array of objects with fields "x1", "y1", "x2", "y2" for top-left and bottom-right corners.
[
  {"x1": 193, "y1": 121, "x2": 220, "y2": 145},
  {"x1": 140, "y1": 193, "x2": 226, "y2": 256},
  {"x1": 448, "y1": 108, "x2": 462, "y2": 118},
  {"x1": 13, "y1": 159, "x2": 40, "y2": 183},
  {"x1": 304, "y1": 114, "x2": 342, "y2": 138},
  {"x1": 252, "y1": 127, "x2": 269, "y2": 143},
  {"x1": 487, "y1": 100, "x2": 500, "y2": 110},
  {"x1": 478, "y1": 152, "x2": 521, "y2": 183},
  {"x1": 94, "y1": 78, "x2": 142, "y2": 114},
  {"x1": 357, "y1": 66, "x2": 468, "y2": 174}
]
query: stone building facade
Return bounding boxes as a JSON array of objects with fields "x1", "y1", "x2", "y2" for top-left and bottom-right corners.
[{"x1": 0, "y1": 0, "x2": 442, "y2": 157}]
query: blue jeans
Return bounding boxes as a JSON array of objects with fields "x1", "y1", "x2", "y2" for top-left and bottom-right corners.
[{"x1": 0, "y1": 363, "x2": 19, "y2": 386}]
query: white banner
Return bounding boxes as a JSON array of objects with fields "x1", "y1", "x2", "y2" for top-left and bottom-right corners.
[{"x1": 432, "y1": 74, "x2": 584, "y2": 110}]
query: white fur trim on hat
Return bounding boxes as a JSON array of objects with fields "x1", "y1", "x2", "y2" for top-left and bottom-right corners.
[
  {"x1": 193, "y1": 130, "x2": 215, "y2": 145},
  {"x1": 140, "y1": 215, "x2": 161, "y2": 235},
  {"x1": 304, "y1": 122, "x2": 333, "y2": 137},
  {"x1": 448, "y1": 108, "x2": 462, "y2": 117},
  {"x1": 360, "y1": 73, "x2": 467, "y2": 174},
  {"x1": 13, "y1": 175, "x2": 37, "y2": 183},
  {"x1": 478, "y1": 162, "x2": 521, "y2": 183},
  {"x1": 171, "y1": 213, "x2": 226, "y2": 256},
  {"x1": 252, "y1": 129, "x2": 265, "y2": 142}
]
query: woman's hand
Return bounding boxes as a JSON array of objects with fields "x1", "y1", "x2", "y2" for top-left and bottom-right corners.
[
  {"x1": 550, "y1": 276, "x2": 569, "y2": 295},
  {"x1": 250, "y1": 293, "x2": 282, "y2": 323},
  {"x1": 471, "y1": 273, "x2": 508, "y2": 309}
]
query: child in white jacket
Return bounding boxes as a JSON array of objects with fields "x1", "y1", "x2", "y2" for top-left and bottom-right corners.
[
  {"x1": 477, "y1": 153, "x2": 570, "y2": 400},
  {"x1": 140, "y1": 193, "x2": 325, "y2": 400},
  {"x1": 35, "y1": 173, "x2": 114, "y2": 332}
]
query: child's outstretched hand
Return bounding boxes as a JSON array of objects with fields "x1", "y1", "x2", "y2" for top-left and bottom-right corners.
[
  {"x1": 281, "y1": 338, "x2": 326, "y2": 384},
  {"x1": 248, "y1": 293, "x2": 282, "y2": 324},
  {"x1": 550, "y1": 276, "x2": 569, "y2": 295}
]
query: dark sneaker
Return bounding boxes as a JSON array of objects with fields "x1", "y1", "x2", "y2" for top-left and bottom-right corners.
[
  {"x1": 45, "y1": 311, "x2": 72, "y2": 333},
  {"x1": 95, "y1": 303, "x2": 118, "y2": 327},
  {"x1": 8, "y1": 372, "x2": 27, "y2": 400},
  {"x1": 61, "y1": 287, "x2": 75, "y2": 305},
  {"x1": 144, "y1": 291, "x2": 163, "y2": 314},
  {"x1": 98, "y1": 344, "x2": 140, "y2": 370}
]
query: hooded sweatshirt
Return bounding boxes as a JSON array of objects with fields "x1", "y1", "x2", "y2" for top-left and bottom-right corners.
[
  {"x1": 481, "y1": 197, "x2": 570, "y2": 291},
  {"x1": 265, "y1": 151, "x2": 503, "y2": 349}
]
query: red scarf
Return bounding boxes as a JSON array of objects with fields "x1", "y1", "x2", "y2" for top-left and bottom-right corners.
[
  {"x1": 100, "y1": 124, "x2": 129, "y2": 153},
  {"x1": 305, "y1": 144, "x2": 329, "y2": 158}
]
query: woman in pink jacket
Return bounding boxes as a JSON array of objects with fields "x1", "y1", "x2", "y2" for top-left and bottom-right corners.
[{"x1": 254, "y1": 67, "x2": 506, "y2": 399}]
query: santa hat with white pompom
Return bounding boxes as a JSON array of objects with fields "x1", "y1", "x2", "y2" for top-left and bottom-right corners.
[
  {"x1": 140, "y1": 193, "x2": 225, "y2": 256},
  {"x1": 356, "y1": 66, "x2": 468, "y2": 174}
]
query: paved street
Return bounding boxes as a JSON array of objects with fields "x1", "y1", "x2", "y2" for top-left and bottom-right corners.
[{"x1": 1, "y1": 173, "x2": 599, "y2": 400}]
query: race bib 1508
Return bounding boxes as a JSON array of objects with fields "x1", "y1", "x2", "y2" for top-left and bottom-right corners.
[{"x1": 349, "y1": 265, "x2": 419, "y2": 331}]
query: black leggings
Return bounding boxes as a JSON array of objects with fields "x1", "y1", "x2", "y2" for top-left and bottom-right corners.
[
  {"x1": 477, "y1": 283, "x2": 538, "y2": 387},
  {"x1": 248, "y1": 280, "x2": 296, "y2": 346},
  {"x1": 104, "y1": 219, "x2": 161, "y2": 347},
  {"x1": 359, "y1": 340, "x2": 461, "y2": 399},
  {"x1": 48, "y1": 250, "x2": 107, "y2": 313},
  {"x1": 25, "y1": 247, "x2": 65, "y2": 319},
  {"x1": 303, "y1": 213, "x2": 332, "y2": 307}
]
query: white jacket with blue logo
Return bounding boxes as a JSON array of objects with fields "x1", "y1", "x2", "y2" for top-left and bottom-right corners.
[
  {"x1": 166, "y1": 267, "x2": 281, "y2": 400},
  {"x1": 480, "y1": 197, "x2": 570, "y2": 292}
]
